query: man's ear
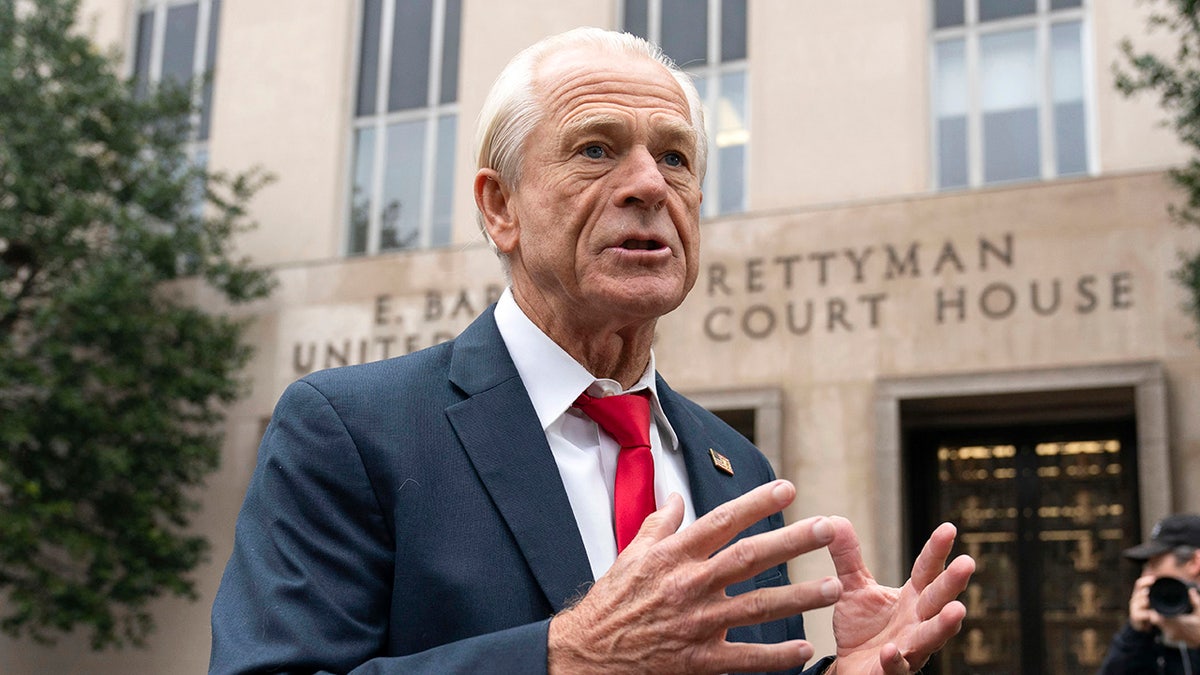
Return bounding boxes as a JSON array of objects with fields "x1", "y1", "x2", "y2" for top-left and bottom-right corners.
[
  {"x1": 1187, "y1": 549, "x2": 1200, "y2": 578},
  {"x1": 474, "y1": 169, "x2": 519, "y2": 255}
]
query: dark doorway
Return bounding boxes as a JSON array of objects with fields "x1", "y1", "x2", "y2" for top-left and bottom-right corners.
[
  {"x1": 904, "y1": 390, "x2": 1141, "y2": 674},
  {"x1": 712, "y1": 407, "x2": 756, "y2": 444}
]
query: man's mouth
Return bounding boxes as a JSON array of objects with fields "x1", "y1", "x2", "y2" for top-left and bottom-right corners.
[{"x1": 620, "y1": 239, "x2": 665, "y2": 251}]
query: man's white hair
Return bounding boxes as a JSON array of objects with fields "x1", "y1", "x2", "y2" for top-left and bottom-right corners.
[{"x1": 473, "y1": 27, "x2": 708, "y2": 270}]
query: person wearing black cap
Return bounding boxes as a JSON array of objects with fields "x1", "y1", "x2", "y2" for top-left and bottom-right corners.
[{"x1": 1099, "y1": 514, "x2": 1200, "y2": 674}]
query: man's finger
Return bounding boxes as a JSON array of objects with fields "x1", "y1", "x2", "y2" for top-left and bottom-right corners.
[
  {"x1": 704, "y1": 638, "x2": 816, "y2": 675},
  {"x1": 878, "y1": 643, "x2": 908, "y2": 675},
  {"x1": 910, "y1": 522, "x2": 958, "y2": 591},
  {"x1": 667, "y1": 480, "x2": 797, "y2": 559},
  {"x1": 915, "y1": 554, "x2": 975, "y2": 622},
  {"x1": 621, "y1": 492, "x2": 686, "y2": 554},
  {"x1": 705, "y1": 516, "x2": 834, "y2": 590},
  {"x1": 826, "y1": 515, "x2": 876, "y2": 591},
  {"x1": 706, "y1": 576, "x2": 842, "y2": 629},
  {"x1": 898, "y1": 600, "x2": 968, "y2": 670}
]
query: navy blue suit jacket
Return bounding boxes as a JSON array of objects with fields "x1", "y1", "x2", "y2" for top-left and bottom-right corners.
[{"x1": 210, "y1": 307, "x2": 825, "y2": 674}]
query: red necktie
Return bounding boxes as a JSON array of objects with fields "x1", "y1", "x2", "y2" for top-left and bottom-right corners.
[{"x1": 574, "y1": 391, "x2": 655, "y2": 552}]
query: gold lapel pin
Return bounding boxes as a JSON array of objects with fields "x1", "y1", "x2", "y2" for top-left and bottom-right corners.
[{"x1": 709, "y1": 448, "x2": 734, "y2": 476}]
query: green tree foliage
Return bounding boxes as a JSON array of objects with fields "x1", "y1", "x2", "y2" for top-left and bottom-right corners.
[
  {"x1": 1116, "y1": 0, "x2": 1200, "y2": 338},
  {"x1": 0, "y1": 0, "x2": 272, "y2": 649}
]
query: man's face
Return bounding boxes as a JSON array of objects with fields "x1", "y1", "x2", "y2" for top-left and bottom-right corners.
[
  {"x1": 494, "y1": 47, "x2": 702, "y2": 333},
  {"x1": 1144, "y1": 550, "x2": 1200, "y2": 582}
]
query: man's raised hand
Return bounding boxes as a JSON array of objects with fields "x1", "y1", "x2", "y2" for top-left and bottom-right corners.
[
  {"x1": 826, "y1": 518, "x2": 975, "y2": 674},
  {"x1": 548, "y1": 480, "x2": 840, "y2": 675}
]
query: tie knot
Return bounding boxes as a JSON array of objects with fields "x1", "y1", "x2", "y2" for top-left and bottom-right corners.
[{"x1": 573, "y1": 391, "x2": 652, "y2": 450}]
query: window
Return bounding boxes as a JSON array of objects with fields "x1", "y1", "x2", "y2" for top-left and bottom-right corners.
[
  {"x1": 132, "y1": 0, "x2": 222, "y2": 155},
  {"x1": 688, "y1": 389, "x2": 782, "y2": 473},
  {"x1": 931, "y1": 0, "x2": 1090, "y2": 190},
  {"x1": 622, "y1": 0, "x2": 748, "y2": 217},
  {"x1": 349, "y1": 0, "x2": 461, "y2": 255}
]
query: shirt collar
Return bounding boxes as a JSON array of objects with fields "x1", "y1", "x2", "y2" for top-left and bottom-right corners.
[{"x1": 493, "y1": 288, "x2": 679, "y2": 449}]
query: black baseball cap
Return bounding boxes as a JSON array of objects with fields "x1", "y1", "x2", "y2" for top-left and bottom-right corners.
[{"x1": 1123, "y1": 514, "x2": 1200, "y2": 561}]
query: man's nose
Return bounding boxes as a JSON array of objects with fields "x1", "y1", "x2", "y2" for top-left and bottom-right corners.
[{"x1": 612, "y1": 147, "x2": 669, "y2": 209}]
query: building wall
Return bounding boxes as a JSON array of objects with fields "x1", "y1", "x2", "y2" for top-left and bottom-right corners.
[
  {"x1": 4, "y1": 1, "x2": 1199, "y2": 673},
  {"x1": 660, "y1": 169, "x2": 1200, "y2": 565}
]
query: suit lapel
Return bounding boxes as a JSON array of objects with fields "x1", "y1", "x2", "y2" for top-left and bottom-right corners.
[
  {"x1": 656, "y1": 377, "x2": 746, "y2": 519},
  {"x1": 657, "y1": 377, "x2": 767, "y2": 605},
  {"x1": 445, "y1": 308, "x2": 594, "y2": 611}
]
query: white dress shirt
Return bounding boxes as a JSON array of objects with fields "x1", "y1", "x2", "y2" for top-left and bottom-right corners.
[{"x1": 494, "y1": 288, "x2": 698, "y2": 580}]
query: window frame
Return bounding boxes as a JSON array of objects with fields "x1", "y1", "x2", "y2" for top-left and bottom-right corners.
[
  {"x1": 346, "y1": 0, "x2": 460, "y2": 256},
  {"x1": 129, "y1": 0, "x2": 221, "y2": 152},
  {"x1": 686, "y1": 388, "x2": 783, "y2": 474},
  {"x1": 618, "y1": 0, "x2": 750, "y2": 219},
  {"x1": 929, "y1": 0, "x2": 1096, "y2": 190}
]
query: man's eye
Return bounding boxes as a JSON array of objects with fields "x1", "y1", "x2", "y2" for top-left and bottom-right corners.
[
  {"x1": 583, "y1": 145, "x2": 605, "y2": 159},
  {"x1": 662, "y1": 152, "x2": 684, "y2": 167}
]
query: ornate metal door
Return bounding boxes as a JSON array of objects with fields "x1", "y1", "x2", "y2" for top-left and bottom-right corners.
[{"x1": 907, "y1": 421, "x2": 1140, "y2": 674}]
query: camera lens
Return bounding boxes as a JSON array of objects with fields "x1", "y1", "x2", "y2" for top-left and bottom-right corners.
[{"x1": 1148, "y1": 577, "x2": 1195, "y2": 617}]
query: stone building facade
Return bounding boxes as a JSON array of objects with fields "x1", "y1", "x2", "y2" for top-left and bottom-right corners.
[{"x1": 4, "y1": 1, "x2": 1199, "y2": 673}]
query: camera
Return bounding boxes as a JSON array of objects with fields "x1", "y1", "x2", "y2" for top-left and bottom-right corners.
[{"x1": 1148, "y1": 577, "x2": 1198, "y2": 617}]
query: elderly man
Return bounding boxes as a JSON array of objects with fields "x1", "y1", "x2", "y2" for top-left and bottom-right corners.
[
  {"x1": 210, "y1": 27, "x2": 974, "y2": 675},
  {"x1": 1099, "y1": 514, "x2": 1200, "y2": 674}
]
